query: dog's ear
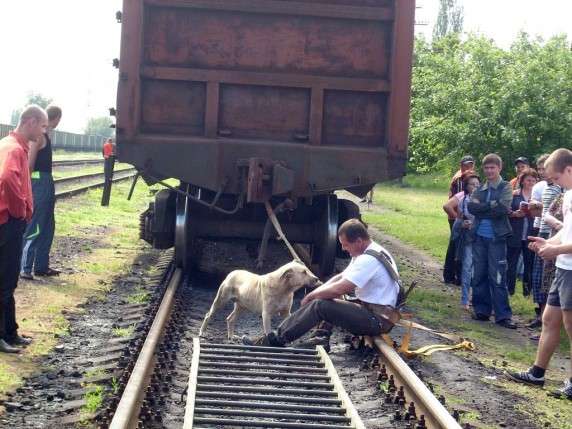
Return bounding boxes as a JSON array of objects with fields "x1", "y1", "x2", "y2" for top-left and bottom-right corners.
[{"x1": 280, "y1": 268, "x2": 294, "y2": 282}]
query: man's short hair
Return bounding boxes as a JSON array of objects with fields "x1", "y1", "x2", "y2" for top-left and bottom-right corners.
[
  {"x1": 338, "y1": 218, "x2": 369, "y2": 242},
  {"x1": 46, "y1": 105, "x2": 62, "y2": 121},
  {"x1": 19, "y1": 105, "x2": 47, "y2": 124},
  {"x1": 536, "y1": 154, "x2": 550, "y2": 166},
  {"x1": 482, "y1": 153, "x2": 502, "y2": 168},
  {"x1": 545, "y1": 148, "x2": 572, "y2": 173}
]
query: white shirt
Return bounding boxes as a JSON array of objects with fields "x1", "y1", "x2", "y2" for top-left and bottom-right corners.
[
  {"x1": 342, "y1": 242, "x2": 399, "y2": 306},
  {"x1": 556, "y1": 190, "x2": 572, "y2": 270},
  {"x1": 532, "y1": 180, "x2": 548, "y2": 229}
]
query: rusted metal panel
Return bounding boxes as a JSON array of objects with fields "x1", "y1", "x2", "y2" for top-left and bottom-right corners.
[
  {"x1": 219, "y1": 85, "x2": 310, "y2": 142},
  {"x1": 141, "y1": 80, "x2": 206, "y2": 135},
  {"x1": 386, "y1": 0, "x2": 416, "y2": 177},
  {"x1": 322, "y1": 90, "x2": 388, "y2": 147},
  {"x1": 117, "y1": 0, "x2": 415, "y2": 196},
  {"x1": 143, "y1": 7, "x2": 391, "y2": 79}
]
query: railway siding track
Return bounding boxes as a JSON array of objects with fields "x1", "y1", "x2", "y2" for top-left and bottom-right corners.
[{"x1": 54, "y1": 168, "x2": 137, "y2": 199}]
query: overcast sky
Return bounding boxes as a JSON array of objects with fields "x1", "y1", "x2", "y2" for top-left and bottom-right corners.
[{"x1": 0, "y1": 0, "x2": 570, "y2": 133}]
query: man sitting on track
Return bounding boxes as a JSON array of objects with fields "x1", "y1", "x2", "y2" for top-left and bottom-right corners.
[{"x1": 243, "y1": 219, "x2": 400, "y2": 350}]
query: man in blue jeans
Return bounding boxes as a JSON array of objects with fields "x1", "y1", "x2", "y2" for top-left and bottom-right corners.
[
  {"x1": 20, "y1": 105, "x2": 62, "y2": 280},
  {"x1": 468, "y1": 153, "x2": 516, "y2": 329}
]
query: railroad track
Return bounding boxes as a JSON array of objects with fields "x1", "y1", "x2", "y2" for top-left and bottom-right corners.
[
  {"x1": 52, "y1": 159, "x2": 104, "y2": 168},
  {"x1": 37, "y1": 246, "x2": 463, "y2": 428},
  {"x1": 54, "y1": 168, "x2": 137, "y2": 199},
  {"x1": 56, "y1": 259, "x2": 460, "y2": 429}
]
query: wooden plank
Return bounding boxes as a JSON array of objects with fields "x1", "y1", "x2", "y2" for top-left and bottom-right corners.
[
  {"x1": 183, "y1": 338, "x2": 201, "y2": 429},
  {"x1": 309, "y1": 87, "x2": 324, "y2": 146},
  {"x1": 205, "y1": 82, "x2": 219, "y2": 138},
  {"x1": 141, "y1": 66, "x2": 390, "y2": 93},
  {"x1": 316, "y1": 346, "x2": 366, "y2": 429},
  {"x1": 143, "y1": 0, "x2": 394, "y2": 22}
]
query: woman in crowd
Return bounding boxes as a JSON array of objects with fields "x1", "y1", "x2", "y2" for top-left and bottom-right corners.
[
  {"x1": 507, "y1": 169, "x2": 539, "y2": 296},
  {"x1": 443, "y1": 171, "x2": 480, "y2": 310}
]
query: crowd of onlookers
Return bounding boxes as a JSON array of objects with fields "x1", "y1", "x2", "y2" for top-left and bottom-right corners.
[{"x1": 442, "y1": 149, "x2": 572, "y2": 399}]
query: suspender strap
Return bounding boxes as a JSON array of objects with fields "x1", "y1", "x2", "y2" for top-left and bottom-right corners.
[{"x1": 364, "y1": 249, "x2": 401, "y2": 285}]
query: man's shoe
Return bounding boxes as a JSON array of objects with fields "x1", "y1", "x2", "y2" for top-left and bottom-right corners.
[
  {"x1": 506, "y1": 368, "x2": 545, "y2": 387},
  {"x1": 242, "y1": 332, "x2": 284, "y2": 347},
  {"x1": 296, "y1": 336, "x2": 330, "y2": 352},
  {"x1": 548, "y1": 380, "x2": 572, "y2": 400},
  {"x1": 526, "y1": 319, "x2": 542, "y2": 330},
  {"x1": 471, "y1": 313, "x2": 489, "y2": 321},
  {"x1": 7, "y1": 335, "x2": 32, "y2": 346},
  {"x1": 0, "y1": 339, "x2": 21, "y2": 354},
  {"x1": 34, "y1": 268, "x2": 60, "y2": 277},
  {"x1": 496, "y1": 319, "x2": 517, "y2": 329},
  {"x1": 20, "y1": 272, "x2": 34, "y2": 280}
]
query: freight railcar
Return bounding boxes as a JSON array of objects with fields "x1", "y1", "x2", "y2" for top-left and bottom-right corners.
[{"x1": 116, "y1": 0, "x2": 415, "y2": 275}]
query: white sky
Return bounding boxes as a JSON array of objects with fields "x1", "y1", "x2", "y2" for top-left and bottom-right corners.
[{"x1": 0, "y1": 0, "x2": 570, "y2": 133}]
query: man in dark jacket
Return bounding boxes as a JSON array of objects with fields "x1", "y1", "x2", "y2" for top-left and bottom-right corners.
[{"x1": 468, "y1": 154, "x2": 516, "y2": 329}]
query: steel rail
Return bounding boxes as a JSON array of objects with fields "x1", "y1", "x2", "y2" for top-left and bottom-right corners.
[
  {"x1": 52, "y1": 159, "x2": 104, "y2": 167},
  {"x1": 371, "y1": 337, "x2": 462, "y2": 429},
  {"x1": 109, "y1": 268, "x2": 182, "y2": 429},
  {"x1": 55, "y1": 171, "x2": 137, "y2": 200},
  {"x1": 54, "y1": 168, "x2": 136, "y2": 186}
]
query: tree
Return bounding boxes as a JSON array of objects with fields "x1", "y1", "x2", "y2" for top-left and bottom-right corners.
[
  {"x1": 433, "y1": 0, "x2": 464, "y2": 40},
  {"x1": 85, "y1": 116, "x2": 114, "y2": 138},
  {"x1": 10, "y1": 92, "x2": 53, "y2": 125},
  {"x1": 409, "y1": 33, "x2": 572, "y2": 174}
]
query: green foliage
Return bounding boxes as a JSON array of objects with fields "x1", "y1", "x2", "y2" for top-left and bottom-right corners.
[
  {"x1": 410, "y1": 33, "x2": 572, "y2": 174},
  {"x1": 85, "y1": 116, "x2": 114, "y2": 138}
]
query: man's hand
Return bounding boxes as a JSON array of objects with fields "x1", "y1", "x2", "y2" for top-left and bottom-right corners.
[
  {"x1": 510, "y1": 210, "x2": 525, "y2": 218},
  {"x1": 538, "y1": 244, "x2": 560, "y2": 260},
  {"x1": 301, "y1": 292, "x2": 315, "y2": 306},
  {"x1": 528, "y1": 236, "x2": 546, "y2": 253}
]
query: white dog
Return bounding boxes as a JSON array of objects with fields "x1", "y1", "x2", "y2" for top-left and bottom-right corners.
[{"x1": 199, "y1": 261, "x2": 321, "y2": 340}]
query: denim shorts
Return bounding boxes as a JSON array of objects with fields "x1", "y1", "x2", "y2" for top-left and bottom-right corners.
[{"x1": 547, "y1": 268, "x2": 572, "y2": 310}]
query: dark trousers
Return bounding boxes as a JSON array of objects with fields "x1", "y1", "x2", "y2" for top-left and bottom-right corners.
[
  {"x1": 444, "y1": 219, "x2": 461, "y2": 283},
  {"x1": 0, "y1": 217, "x2": 26, "y2": 341},
  {"x1": 277, "y1": 299, "x2": 393, "y2": 344},
  {"x1": 507, "y1": 241, "x2": 534, "y2": 296},
  {"x1": 471, "y1": 236, "x2": 512, "y2": 322},
  {"x1": 21, "y1": 175, "x2": 55, "y2": 274}
]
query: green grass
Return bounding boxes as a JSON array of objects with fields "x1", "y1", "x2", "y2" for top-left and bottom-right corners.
[
  {"x1": 112, "y1": 326, "x2": 135, "y2": 338},
  {"x1": 127, "y1": 289, "x2": 150, "y2": 304},
  {"x1": 364, "y1": 179, "x2": 449, "y2": 260},
  {"x1": 81, "y1": 385, "x2": 106, "y2": 416}
]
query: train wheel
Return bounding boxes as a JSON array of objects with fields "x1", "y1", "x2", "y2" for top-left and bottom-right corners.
[
  {"x1": 175, "y1": 185, "x2": 198, "y2": 271},
  {"x1": 311, "y1": 194, "x2": 339, "y2": 277}
]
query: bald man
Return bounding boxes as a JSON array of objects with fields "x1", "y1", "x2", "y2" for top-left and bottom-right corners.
[{"x1": 0, "y1": 105, "x2": 47, "y2": 353}]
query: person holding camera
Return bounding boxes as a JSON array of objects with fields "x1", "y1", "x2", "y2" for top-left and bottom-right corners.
[
  {"x1": 507, "y1": 169, "x2": 539, "y2": 296},
  {"x1": 443, "y1": 170, "x2": 480, "y2": 310}
]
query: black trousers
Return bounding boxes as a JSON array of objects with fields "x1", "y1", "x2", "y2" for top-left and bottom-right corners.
[
  {"x1": 0, "y1": 217, "x2": 26, "y2": 341},
  {"x1": 444, "y1": 219, "x2": 461, "y2": 283},
  {"x1": 277, "y1": 299, "x2": 393, "y2": 344},
  {"x1": 507, "y1": 241, "x2": 534, "y2": 296}
]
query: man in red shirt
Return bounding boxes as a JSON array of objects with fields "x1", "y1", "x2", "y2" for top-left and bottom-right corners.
[{"x1": 0, "y1": 105, "x2": 48, "y2": 353}]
